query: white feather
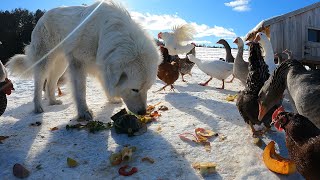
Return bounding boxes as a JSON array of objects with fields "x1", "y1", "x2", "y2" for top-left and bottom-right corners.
[{"x1": 256, "y1": 32, "x2": 276, "y2": 73}]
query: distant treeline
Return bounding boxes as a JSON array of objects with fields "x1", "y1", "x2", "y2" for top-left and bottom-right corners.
[{"x1": 0, "y1": 8, "x2": 45, "y2": 64}]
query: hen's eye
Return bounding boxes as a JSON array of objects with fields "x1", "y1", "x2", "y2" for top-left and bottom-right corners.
[{"x1": 131, "y1": 89, "x2": 139, "y2": 93}]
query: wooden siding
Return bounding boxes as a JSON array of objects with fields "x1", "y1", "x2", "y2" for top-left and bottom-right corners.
[{"x1": 268, "y1": 6, "x2": 320, "y2": 61}]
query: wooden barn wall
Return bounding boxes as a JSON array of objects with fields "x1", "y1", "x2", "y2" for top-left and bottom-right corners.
[
  {"x1": 300, "y1": 6, "x2": 320, "y2": 59},
  {"x1": 269, "y1": 6, "x2": 320, "y2": 60},
  {"x1": 269, "y1": 22, "x2": 284, "y2": 55}
]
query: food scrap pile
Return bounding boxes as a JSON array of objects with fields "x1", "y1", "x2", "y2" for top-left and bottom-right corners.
[
  {"x1": 179, "y1": 128, "x2": 218, "y2": 152},
  {"x1": 109, "y1": 146, "x2": 139, "y2": 176},
  {"x1": 66, "y1": 121, "x2": 113, "y2": 133},
  {"x1": 110, "y1": 103, "x2": 166, "y2": 136}
]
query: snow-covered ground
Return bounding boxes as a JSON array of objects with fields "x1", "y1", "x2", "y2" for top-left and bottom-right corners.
[{"x1": 0, "y1": 47, "x2": 304, "y2": 180}]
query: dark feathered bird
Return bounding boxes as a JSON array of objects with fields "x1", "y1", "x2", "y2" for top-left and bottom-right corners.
[
  {"x1": 236, "y1": 42, "x2": 279, "y2": 137},
  {"x1": 272, "y1": 110, "x2": 320, "y2": 180},
  {"x1": 175, "y1": 44, "x2": 196, "y2": 82},
  {"x1": 258, "y1": 59, "x2": 320, "y2": 128},
  {"x1": 156, "y1": 46, "x2": 180, "y2": 91},
  {"x1": 216, "y1": 39, "x2": 234, "y2": 63},
  {"x1": 274, "y1": 52, "x2": 287, "y2": 64}
]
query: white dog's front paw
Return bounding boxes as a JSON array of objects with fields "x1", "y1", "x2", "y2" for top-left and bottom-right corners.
[
  {"x1": 77, "y1": 109, "x2": 93, "y2": 121},
  {"x1": 49, "y1": 99, "x2": 63, "y2": 105},
  {"x1": 108, "y1": 97, "x2": 122, "y2": 104},
  {"x1": 34, "y1": 105, "x2": 44, "y2": 113}
]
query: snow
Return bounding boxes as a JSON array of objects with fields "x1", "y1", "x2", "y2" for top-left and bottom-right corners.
[{"x1": 0, "y1": 47, "x2": 304, "y2": 180}]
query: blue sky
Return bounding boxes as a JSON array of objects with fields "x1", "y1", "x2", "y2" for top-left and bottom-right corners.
[{"x1": 1, "y1": 0, "x2": 319, "y2": 47}]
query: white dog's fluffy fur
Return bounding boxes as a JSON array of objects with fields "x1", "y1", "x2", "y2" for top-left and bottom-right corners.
[{"x1": 7, "y1": 1, "x2": 162, "y2": 120}]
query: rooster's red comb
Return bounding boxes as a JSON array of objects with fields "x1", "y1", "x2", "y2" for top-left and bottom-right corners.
[{"x1": 272, "y1": 106, "x2": 285, "y2": 121}]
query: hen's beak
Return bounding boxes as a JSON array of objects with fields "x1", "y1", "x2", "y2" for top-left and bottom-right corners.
[
  {"x1": 258, "y1": 103, "x2": 267, "y2": 121},
  {"x1": 253, "y1": 34, "x2": 260, "y2": 43}
]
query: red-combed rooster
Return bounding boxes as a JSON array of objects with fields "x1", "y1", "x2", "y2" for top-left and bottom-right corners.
[
  {"x1": 272, "y1": 106, "x2": 320, "y2": 180},
  {"x1": 158, "y1": 24, "x2": 196, "y2": 56},
  {"x1": 0, "y1": 61, "x2": 14, "y2": 116}
]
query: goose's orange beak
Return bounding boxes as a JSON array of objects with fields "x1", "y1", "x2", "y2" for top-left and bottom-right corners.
[{"x1": 258, "y1": 103, "x2": 267, "y2": 121}]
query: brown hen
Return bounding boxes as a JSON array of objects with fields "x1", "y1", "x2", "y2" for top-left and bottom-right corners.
[
  {"x1": 156, "y1": 46, "x2": 180, "y2": 91},
  {"x1": 272, "y1": 108, "x2": 320, "y2": 180}
]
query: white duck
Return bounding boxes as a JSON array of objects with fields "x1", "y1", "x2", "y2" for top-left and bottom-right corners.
[
  {"x1": 254, "y1": 32, "x2": 276, "y2": 73},
  {"x1": 158, "y1": 24, "x2": 196, "y2": 56},
  {"x1": 187, "y1": 54, "x2": 233, "y2": 89}
]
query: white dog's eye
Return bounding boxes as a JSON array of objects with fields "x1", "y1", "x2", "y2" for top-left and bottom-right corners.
[{"x1": 131, "y1": 89, "x2": 139, "y2": 93}]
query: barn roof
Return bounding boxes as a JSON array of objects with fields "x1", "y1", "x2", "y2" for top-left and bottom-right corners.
[{"x1": 245, "y1": 2, "x2": 320, "y2": 40}]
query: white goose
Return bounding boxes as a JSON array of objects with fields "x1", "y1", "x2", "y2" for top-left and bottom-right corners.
[
  {"x1": 187, "y1": 54, "x2": 233, "y2": 89},
  {"x1": 254, "y1": 32, "x2": 276, "y2": 73}
]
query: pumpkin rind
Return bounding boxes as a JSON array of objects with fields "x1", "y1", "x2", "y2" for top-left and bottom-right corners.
[{"x1": 263, "y1": 141, "x2": 296, "y2": 175}]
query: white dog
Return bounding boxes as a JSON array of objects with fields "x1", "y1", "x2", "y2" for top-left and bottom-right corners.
[{"x1": 7, "y1": 1, "x2": 162, "y2": 120}]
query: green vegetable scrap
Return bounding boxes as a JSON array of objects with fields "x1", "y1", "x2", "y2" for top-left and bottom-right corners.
[{"x1": 66, "y1": 121, "x2": 113, "y2": 133}]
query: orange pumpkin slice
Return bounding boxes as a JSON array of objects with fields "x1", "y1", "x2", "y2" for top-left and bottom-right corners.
[{"x1": 263, "y1": 141, "x2": 296, "y2": 175}]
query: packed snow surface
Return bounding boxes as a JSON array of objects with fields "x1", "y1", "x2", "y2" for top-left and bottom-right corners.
[{"x1": 0, "y1": 47, "x2": 303, "y2": 179}]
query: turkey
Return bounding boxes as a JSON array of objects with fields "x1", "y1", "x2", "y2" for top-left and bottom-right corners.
[{"x1": 236, "y1": 42, "x2": 278, "y2": 137}]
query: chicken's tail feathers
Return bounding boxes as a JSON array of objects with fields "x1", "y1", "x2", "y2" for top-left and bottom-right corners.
[{"x1": 172, "y1": 24, "x2": 196, "y2": 44}]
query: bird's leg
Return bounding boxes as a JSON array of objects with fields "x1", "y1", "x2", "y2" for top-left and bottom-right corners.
[
  {"x1": 58, "y1": 87, "x2": 63, "y2": 97},
  {"x1": 154, "y1": 84, "x2": 169, "y2": 92},
  {"x1": 226, "y1": 74, "x2": 234, "y2": 83},
  {"x1": 199, "y1": 77, "x2": 212, "y2": 86},
  {"x1": 249, "y1": 122, "x2": 260, "y2": 138},
  {"x1": 216, "y1": 79, "x2": 225, "y2": 89},
  {"x1": 181, "y1": 74, "x2": 187, "y2": 82},
  {"x1": 259, "y1": 127, "x2": 275, "y2": 135},
  {"x1": 169, "y1": 85, "x2": 175, "y2": 91}
]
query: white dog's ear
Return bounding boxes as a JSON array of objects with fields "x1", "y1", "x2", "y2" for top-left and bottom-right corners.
[{"x1": 105, "y1": 63, "x2": 128, "y2": 97}]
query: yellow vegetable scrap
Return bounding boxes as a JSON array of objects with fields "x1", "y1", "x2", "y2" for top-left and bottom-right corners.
[
  {"x1": 192, "y1": 162, "x2": 217, "y2": 175},
  {"x1": 225, "y1": 94, "x2": 237, "y2": 102},
  {"x1": 263, "y1": 141, "x2": 296, "y2": 175}
]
